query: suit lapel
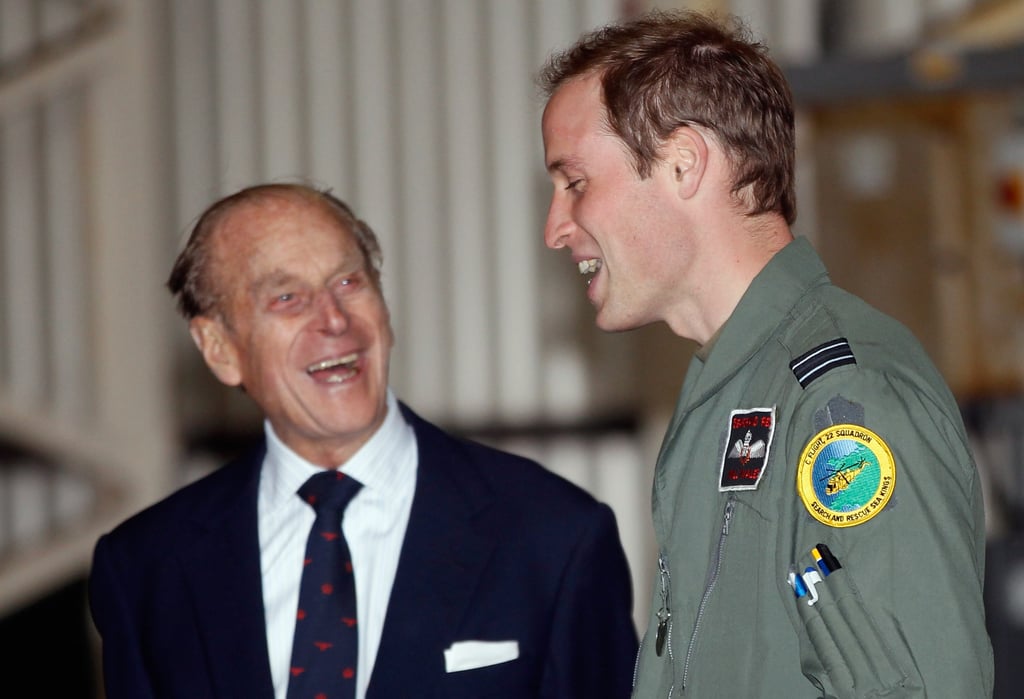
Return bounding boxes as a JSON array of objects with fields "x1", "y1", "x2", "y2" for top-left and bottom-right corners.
[
  {"x1": 368, "y1": 407, "x2": 496, "y2": 697},
  {"x1": 178, "y1": 449, "x2": 276, "y2": 699}
]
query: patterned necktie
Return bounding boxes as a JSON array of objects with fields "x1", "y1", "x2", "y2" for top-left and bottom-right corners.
[{"x1": 287, "y1": 470, "x2": 363, "y2": 699}]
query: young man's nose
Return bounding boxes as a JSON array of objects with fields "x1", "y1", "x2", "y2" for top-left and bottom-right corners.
[{"x1": 544, "y1": 197, "x2": 575, "y2": 250}]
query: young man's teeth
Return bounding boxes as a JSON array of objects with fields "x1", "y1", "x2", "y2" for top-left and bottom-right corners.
[
  {"x1": 307, "y1": 353, "x2": 359, "y2": 374},
  {"x1": 578, "y1": 259, "x2": 601, "y2": 275}
]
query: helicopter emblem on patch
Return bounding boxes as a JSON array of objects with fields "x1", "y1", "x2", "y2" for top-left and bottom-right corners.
[{"x1": 796, "y1": 424, "x2": 896, "y2": 527}]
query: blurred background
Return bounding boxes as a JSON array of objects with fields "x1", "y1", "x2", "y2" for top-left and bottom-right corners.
[{"x1": 0, "y1": 0, "x2": 1022, "y2": 696}]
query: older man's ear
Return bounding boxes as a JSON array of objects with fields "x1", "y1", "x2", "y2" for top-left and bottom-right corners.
[{"x1": 189, "y1": 316, "x2": 243, "y2": 388}]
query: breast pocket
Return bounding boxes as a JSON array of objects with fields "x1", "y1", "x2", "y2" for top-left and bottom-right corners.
[{"x1": 442, "y1": 657, "x2": 536, "y2": 698}]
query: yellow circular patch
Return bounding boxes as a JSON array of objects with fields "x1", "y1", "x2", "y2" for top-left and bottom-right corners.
[{"x1": 796, "y1": 424, "x2": 896, "y2": 528}]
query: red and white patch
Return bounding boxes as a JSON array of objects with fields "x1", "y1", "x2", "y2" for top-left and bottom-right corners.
[{"x1": 719, "y1": 407, "x2": 776, "y2": 491}]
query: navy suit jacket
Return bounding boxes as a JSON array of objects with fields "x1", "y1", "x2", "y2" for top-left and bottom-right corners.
[{"x1": 90, "y1": 404, "x2": 638, "y2": 698}]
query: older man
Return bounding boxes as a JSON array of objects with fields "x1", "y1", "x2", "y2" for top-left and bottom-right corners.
[{"x1": 89, "y1": 183, "x2": 637, "y2": 699}]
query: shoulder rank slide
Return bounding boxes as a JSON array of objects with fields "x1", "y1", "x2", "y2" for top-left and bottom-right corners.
[{"x1": 789, "y1": 338, "x2": 856, "y2": 389}]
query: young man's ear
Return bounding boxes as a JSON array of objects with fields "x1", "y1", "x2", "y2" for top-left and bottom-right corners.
[
  {"x1": 189, "y1": 316, "x2": 243, "y2": 387},
  {"x1": 665, "y1": 125, "x2": 709, "y2": 199}
]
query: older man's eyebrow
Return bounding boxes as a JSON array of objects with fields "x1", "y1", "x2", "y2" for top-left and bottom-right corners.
[
  {"x1": 247, "y1": 261, "x2": 367, "y2": 298},
  {"x1": 248, "y1": 270, "x2": 297, "y2": 296}
]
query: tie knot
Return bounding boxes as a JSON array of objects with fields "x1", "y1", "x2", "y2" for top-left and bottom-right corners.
[{"x1": 298, "y1": 470, "x2": 363, "y2": 516}]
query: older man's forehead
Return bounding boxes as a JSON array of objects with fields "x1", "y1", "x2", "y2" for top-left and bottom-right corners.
[{"x1": 214, "y1": 194, "x2": 356, "y2": 244}]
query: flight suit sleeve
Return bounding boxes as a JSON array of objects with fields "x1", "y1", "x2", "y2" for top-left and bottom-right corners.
[{"x1": 778, "y1": 368, "x2": 993, "y2": 699}]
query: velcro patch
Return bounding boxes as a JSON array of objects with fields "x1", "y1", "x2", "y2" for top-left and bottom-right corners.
[
  {"x1": 789, "y1": 338, "x2": 856, "y2": 389},
  {"x1": 719, "y1": 407, "x2": 776, "y2": 491}
]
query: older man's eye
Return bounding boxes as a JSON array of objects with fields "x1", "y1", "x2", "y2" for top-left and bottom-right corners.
[
  {"x1": 333, "y1": 274, "x2": 364, "y2": 293},
  {"x1": 268, "y1": 292, "x2": 301, "y2": 311}
]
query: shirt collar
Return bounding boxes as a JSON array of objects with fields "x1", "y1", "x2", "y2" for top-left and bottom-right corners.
[{"x1": 261, "y1": 389, "x2": 415, "y2": 509}]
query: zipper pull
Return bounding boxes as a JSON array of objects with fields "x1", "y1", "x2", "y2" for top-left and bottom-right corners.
[
  {"x1": 656, "y1": 552, "x2": 671, "y2": 657},
  {"x1": 655, "y1": 609, "x2": 671, "y2": 656},
  {"x1": 722, "y1": 498, "x2": 735, "y2": 535}
]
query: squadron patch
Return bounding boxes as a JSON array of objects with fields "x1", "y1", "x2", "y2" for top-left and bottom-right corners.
[
  {"x1": 719, "y1": 407, "x2": 776, "y2": 491},
  {"x1": 797, "y1": 424, "x2": 896, "y2": 527}
]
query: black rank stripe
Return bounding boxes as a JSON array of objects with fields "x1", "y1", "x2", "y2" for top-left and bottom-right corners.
[{"x1": 789, "y1": 338, "x2": 856, "y2": 389}]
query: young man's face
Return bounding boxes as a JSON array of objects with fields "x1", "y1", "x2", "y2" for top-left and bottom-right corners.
[
  {"x1": 192, "y1": 195, "x2": 393, "y2": 467},
  {"x1": 542, "y1": 73, "x2": 693, "y2": 334}
]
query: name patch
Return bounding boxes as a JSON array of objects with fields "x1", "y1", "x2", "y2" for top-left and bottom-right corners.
[
  {"x1": 796, "y1": 424, "x2": 896, "y2": 527},
  {"x1": 719, "y1": 407, "x2": 776, "y2": 491}
]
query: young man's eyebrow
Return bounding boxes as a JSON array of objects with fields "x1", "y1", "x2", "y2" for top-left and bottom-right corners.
[{"x1": 546, "y1": 156, "x2": 576, "y2": 174}]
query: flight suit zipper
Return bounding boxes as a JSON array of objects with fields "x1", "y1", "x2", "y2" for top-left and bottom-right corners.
[
  {"x1": 661, "y1": 550, "x2": 676, "y2": 698},
  {"x1": 636, "y1": 551, "x2": 676, "y2": 697},
  {"x1": 681, "y1": 497, "x2": 735, "y2": 692}
]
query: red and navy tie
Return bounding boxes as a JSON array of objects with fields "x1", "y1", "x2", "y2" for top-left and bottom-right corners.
[{"x1": 287, "y1": 470, "x2": 362, "y2": 699}]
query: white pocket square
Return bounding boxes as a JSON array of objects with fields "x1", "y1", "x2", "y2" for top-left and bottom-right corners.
[{"x1": 443, "y1": 640, "x2": 519, "y2": 673}]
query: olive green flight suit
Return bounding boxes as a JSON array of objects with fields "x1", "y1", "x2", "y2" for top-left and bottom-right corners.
[{"x1": 632, "y1": 237, "x2": 993, "y2": 698}]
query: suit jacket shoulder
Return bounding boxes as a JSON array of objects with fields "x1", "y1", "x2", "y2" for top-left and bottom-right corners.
[
  {"x1": 90, "y1": 444, "x2": 275, "y2": 699},
  {"x1": 372, "y1": 404, "x2": 638, "y2": 698}
]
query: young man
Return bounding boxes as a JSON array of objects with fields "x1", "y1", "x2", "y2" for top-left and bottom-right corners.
[
  {"x1": 89, "y1": 183, "x2": 637, "y2": 698},
  {"x1": 539, "y1": 10, "x2": 993, "y2": 698}
]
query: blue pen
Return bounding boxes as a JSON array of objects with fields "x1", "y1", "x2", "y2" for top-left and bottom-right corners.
[
  {"x1": 811, "y1": 546, "x2": 831, "y2": 576},
  {"x1": 787, "y1": 565, "x2": 807, "y2": 598}
]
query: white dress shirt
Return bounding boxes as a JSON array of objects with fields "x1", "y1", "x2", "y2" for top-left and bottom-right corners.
[{"x1": 258, "y1": 390, "x2": 417, "y2": 699}]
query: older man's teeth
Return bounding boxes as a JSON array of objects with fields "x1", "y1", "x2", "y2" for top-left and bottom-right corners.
[
  {"x1": 577, "y1": 259, "x2": 601, "y2": 275},
  {"x1": 307, "y1": 353, "x2": 359, "y2": 375}
]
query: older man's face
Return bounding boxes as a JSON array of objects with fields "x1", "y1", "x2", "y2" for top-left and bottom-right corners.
[{"x1": 191, "y1": 195, "x2": 393, "y2": 467}]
